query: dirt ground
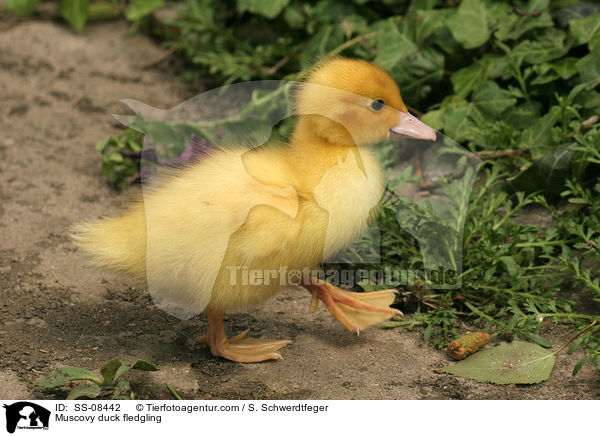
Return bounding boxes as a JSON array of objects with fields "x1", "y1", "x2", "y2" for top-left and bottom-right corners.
[{"x1": 0, "y1": 17, "x2": 598, "y2": 400}]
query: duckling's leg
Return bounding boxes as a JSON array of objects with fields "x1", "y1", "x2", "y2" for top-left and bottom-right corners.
[
  {"x1": 304, "y1": 279, "x2": 401, "y2": 333},
  {"x1": 196, "y1": 310, "x2": 291, "y2": 362}
]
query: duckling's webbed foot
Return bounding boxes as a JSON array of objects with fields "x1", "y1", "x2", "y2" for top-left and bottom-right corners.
[
  {"x1": 304, "y1": 279, "x2": 401, "y2": 333},
  {"x1": 197, "y1": 310, "x2": 291, "y2": 363}
]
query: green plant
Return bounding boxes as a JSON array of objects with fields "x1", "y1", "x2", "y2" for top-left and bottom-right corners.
[
  {"x1": 36, "y1": 358, "x2": 158, "y2": 399},
  {"x1": 3, "y1": 0, "x2": 163, "y2": 33},
  {"x1": 95, "y1": 128, "x2": 144, "y2": 189}
]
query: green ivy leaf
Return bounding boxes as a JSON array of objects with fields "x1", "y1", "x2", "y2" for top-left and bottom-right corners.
[
  {"x1": 66, "y1": 383, "x2": 102, "y2": 400},
  {"x1": 495, "y1": 0, "x2": 552, "y2": 41},
  {"x1": 531, "y1": 57, "x2": 578, "y2": 85},
  {"x1": 504, "y1": 104, "x2": 539, "y2": 130},
  {"x1": 445, "y1": 0, "x2": 489, "y2": 49},
  {"x1": 374, "y1": 19, "x2": 418, "y2": 71},
  {"x1": 512, "y1": 28, "x2": 569, "y2": 65},
  {"x1": 4, "y1": 0, "x2": 40, "y2": 16},
  {"x1": 237, "y1": 0, "x2": 290, "y2": 19},
  {"x1": 59, "y1": 0, "x2": 90, "y2": 33},
  {"x1": 439, "y1": 96, "x2": 484, "y2": 143},
  {"x1": 299, "y1": 25, "x2": 345, "y2": 69},
  {"x1": 421, "y1": 109, "x2": 444, "y2": 131},
  {"x1": 451, "y1": 60, "x2": 491, "y2": 98},
  {"x1": 439, "y1": 341, "x2": 556, "y2": 384},
  {"x1": 576, "y1": 46, "x2": 600, "y2": 87},
  {"x1": 472, "y1": 81, "x2": 517, "y2": 117},
  {"x1": 519, "y1": 111, "x2": 560, "y2": 155},
  {"x1": 569, "y1": 13, "x2": 600, "y2": 47},
  {"x1": 36, "y1": 367, "x2": 103, "y2": 388},
  {"x1": 450, "y1": 55, "x2": 507, "y2": 98},
  {"x1": 555, "y1": 2, "x2": 600, "y2": 28}
]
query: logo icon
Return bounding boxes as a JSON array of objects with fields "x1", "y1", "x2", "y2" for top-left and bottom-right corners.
[{"x1": 3, "y1": 402, "x2": 50, "y2": 434}]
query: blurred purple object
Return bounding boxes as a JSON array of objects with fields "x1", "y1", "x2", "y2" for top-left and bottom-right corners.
[
  {"x1": 158, "y1": 135, "x2": 214, "y2": 166},
  {"x1": 126, "y1": 135, "x2": 215, "y2": 184}
]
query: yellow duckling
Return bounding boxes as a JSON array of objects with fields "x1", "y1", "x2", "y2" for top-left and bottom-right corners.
[{"x1": 72, "y1": 57, "x2": 436, "y2": 362}]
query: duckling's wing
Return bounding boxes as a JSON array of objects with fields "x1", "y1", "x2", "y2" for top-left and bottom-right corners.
[{"x1": 142, "y1": 148, "x2": 301, "y2": 318}]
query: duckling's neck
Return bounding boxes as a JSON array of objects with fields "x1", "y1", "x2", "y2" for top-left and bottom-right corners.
[
  {"x1": 290, "y1": 116, "x2": 356, "y2": 149},
  {"x1": 285, "y1": 116, "x2": 373, "y2": 193}
]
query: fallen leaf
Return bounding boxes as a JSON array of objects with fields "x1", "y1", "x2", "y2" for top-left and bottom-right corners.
[{"x1": 439, "y1": 340, "x2": 555, "y2": 384}]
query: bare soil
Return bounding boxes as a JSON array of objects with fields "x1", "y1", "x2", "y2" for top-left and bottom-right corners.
[{"x1": 0, "y1": 17, "x2": 598, "y2": 400}]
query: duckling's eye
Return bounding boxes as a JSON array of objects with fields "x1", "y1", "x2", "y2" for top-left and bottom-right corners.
[{"x1": 371, "y1": 99, "x2": 385, "y2": 112}]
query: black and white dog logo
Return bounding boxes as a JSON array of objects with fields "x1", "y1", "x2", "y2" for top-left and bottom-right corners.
[{"x1": 3, "y1": 402, "x2": 50, "y2": 434}]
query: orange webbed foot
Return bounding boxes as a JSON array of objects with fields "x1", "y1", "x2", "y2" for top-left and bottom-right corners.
[
  {"x1": 197, "y1": 312, "x2": 290, "y2": 363},
  {"x1": 305, "y1": 279, "x2": 402, "y2": 333}
]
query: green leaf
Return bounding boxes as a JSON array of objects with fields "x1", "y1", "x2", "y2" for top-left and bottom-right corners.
[
  {"x1": 512, "y1": 29, "x2": 569, "y2": 65},
  {"x1": 132, "y1": 360, "x2": 159, "y2": 371},
  {"x1": 439, "y1": 341, "x2": 556, "y2": 385},
  {"x1": 567, "y1": 334, "x2": 586, "y2": 355},
  {"x1": 504, "y1": 104, "x2": 538, "y2": 130},
  {"x1": 237, "y1": 0, "x2": 290, "y2": 19},
  {"x1": 36, "y1": 367, "x2": 103, "y2": 388},
  {"x1": 100, "y1": 359, "x2": 157, "y2": 386},
  {"x1": 124, "y1": 0, "x2": 164, "y2": 21},
  {"x1": 108, "y1": 152, "x2": 123, "y2": 163},
  {"x1": 283, "y1": 4, "x2": 304, "y2": 29},
  {"x1": 519, "y1": 111, "x2": 560, "y2": 154},
  {"x1": 439, "y1": 96, "x2": 484, "y2": 143},
  {"x1": 59, "y1": 0, "x2": 90, "y2": 33},
  {"x1": 450, "y1": 55, "x2": 507, "y2": 98},
  {"x1": 410, "y1": 0, "x2": 440, "y2": 9},
  {"x1": 299, "y1": 25, "x2": 345, "y2": 69},
  {"x1": 499, "y1": 256, "x2": 519, "y2": 277},
  {"x1": 100, "y1": 358, "x2": 126, "y2": 386},
  {"x1": 374, "y1": 19, "x2": 418, "y2": 71},
  {"x1": 445, "y1": 0, "x2": 489, "y2": 49},
  {"x1": 373, "y1": 17, "x2": 444, "y2": 103},
  {"x1": 519, "y1": 331, "x2": 553, "y2": 348},
  {"x1": 569, "y1": 13, "x2": 600, "y2": 46},
  {"x1": 555, "y1": 2, "x2": 600, "y2": 29},
  {"x1": 551, "y1": 57, "x2": 579, "y2": 79},
  {"x1": 66, "y1": 383, "x2": 102, "y2": 400},
  {"x1": 572, "y1": 355, "x2": 594, "y2": 376},
  {"x1": 531, "y1": 57, "x2": 578, "y2": 85},
  {"x1": 495, "y1": 0, "x2": 553, "y2": 41},
  {"x1": 87, "y1": 2, "x2": 122, "y2": 21},
  {"x1": 509, "y1": 144, "x2": 575, "y2": 196},
  {"x1": 576, "y1": 46, "x2": 600, "y2": 87},
  {"x1": 95, "y1": 137, "x2": 111, "y2": 153},
  {"x1": 4, "y1": 0, "x2": 40, "y2": 16},
  {"x1": 472, "y1": 81, "x2": 517, "y2": 117},
  {"x1": 112, "y1": 380, "x2": 132, "y2": 399},
  {"x1": 451, "y1": 60, "x2": 491, "y2": 98},
  {"x1": 421, "y1": 109, "x2": 444, "y2": 131}
]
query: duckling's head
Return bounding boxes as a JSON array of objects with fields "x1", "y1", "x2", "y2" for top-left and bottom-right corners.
[{"x1": 294, "y1": 57, "x2": 436, "y2": 147}]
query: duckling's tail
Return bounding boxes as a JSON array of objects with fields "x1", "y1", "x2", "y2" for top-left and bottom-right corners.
[{"x1": 70, "y1": 205, "x2": 147, "y2": 281}]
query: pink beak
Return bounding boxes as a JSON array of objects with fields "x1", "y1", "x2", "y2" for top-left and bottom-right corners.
[{"x1": 391, "y1": 112, "x2": 437, "y2": 141}]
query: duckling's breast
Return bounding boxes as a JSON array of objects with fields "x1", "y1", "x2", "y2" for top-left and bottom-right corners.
[{"x1": 312, "y1": 146, "x2": 384, "y2": 260}]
